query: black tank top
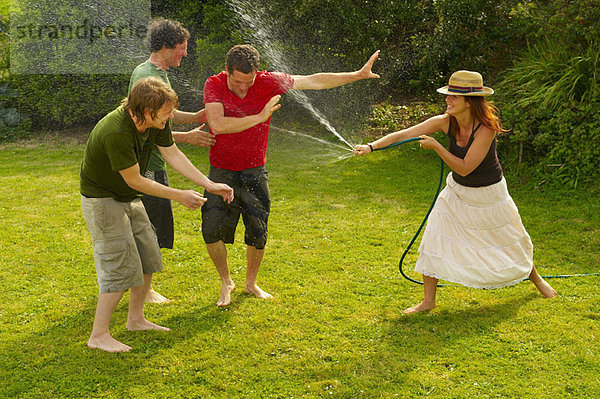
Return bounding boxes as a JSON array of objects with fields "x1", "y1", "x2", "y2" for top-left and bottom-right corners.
[{"x1": 447, "y1": 118, "x2": 503, "y2": 187}]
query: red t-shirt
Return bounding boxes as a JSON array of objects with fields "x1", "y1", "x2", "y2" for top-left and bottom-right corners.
[{"x1": 203, "y1": 71, "x2": 294, "y2": 171}]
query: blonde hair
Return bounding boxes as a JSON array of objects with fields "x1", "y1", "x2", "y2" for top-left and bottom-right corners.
[{"x1": 122, "y1": 77, "x2": 178, "y2": 125}]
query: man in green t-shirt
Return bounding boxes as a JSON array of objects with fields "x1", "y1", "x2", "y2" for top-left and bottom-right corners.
[
  {"x1": 81, "y1": 77, "x2": 233, "y2": 353},
  {"x1": 129, "y1": 18, "x2": 213, "y2": 303}
]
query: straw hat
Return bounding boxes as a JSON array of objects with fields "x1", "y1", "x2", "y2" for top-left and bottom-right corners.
[{"x1": 437, "y1": 70, "x2": 494, "y2": 96}]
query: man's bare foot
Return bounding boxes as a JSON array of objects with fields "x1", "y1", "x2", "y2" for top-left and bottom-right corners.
[
  {"x1": 88, "y1": 332, "x2": 131, "y2": 353},
  {"x1": 403, "y1": 301, "x2": 435, "y2": 314},
  {"x1": 217, "y1": 282, "x2": 236, "y2": 307},
  {"x1": 244, "y1": 284, "x2": 273, "y2": 300},
  {"x1": 126, "y1": 318, "x2": 170, "y2": 331},
  {"x1": 145, "y1": 289, "x2": 172, "y2": 304}
]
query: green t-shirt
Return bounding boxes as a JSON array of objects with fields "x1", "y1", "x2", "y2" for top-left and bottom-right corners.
[
  {"x1": 129, "y1": 60, "x2": 173, "y2": 172},
  {"x1": 80, "y1": 106, "x2": 174, "y2": 202}
]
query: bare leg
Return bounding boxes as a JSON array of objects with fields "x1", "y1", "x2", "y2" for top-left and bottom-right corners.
[
  {"x1": 244, "y1": 246, "x2": 272, "y2": 300},
  {"x1": 126, "y1": 273, "x2": 170, "y2": 331},
  {"x1": 403, "y1": 275, "x2": 438, "y2": 314},
  {"x1": 528, "y1": 265, "x2": 558, "y2": 298},
  {"x1": 88, "y1": 291, "x2": 131, "y2": 353},
  {"x1": 207, "y1": 241, "x2": 236, "y2": 307}
]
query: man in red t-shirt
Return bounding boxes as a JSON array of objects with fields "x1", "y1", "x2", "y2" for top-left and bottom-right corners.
[{"x1": 203, "y1": 44, "x2": 380, "y2": 307}]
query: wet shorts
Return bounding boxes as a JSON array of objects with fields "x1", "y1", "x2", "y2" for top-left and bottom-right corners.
[
  {"x1": 201, "y1": 165, "x2": 270, "y2": 249},
  {"x1": 142, "y1": 169, "x2": 174, "y2": 249},
  {"x1": 81, "y1": 196, "x2": 163, "y2": 293}
]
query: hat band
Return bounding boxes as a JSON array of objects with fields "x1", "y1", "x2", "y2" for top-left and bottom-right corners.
[{"x1": 448, "y1": 85, "x2": 484, "y2": 94}]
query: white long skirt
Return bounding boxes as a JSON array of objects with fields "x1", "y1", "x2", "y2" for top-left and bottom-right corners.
[{"x1": 414, "y1": 174, "x2": 533, "y2": 289}]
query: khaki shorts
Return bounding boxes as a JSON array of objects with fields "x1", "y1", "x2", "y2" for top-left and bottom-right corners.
[
  {"x1": 201, "y1": 165, "x2": 270, "y2": 249},
  {"x1": 81, "y1": 196, "x2": 162, "y2": 293}
]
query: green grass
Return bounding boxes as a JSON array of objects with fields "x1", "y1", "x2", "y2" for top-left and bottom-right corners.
[{"x1": 0, "y1": 130, "x2": 598, "y2": 398}]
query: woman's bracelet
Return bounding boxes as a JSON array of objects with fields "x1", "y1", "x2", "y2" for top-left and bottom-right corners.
[{"x1": 368, "y1": 144, "x2": 374, "y2": 153}]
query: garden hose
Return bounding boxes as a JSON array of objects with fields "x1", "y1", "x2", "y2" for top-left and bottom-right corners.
[
  {"x1": 371, "y1": 137, "x2": 445, "y2": 286},
  {"x1": 371, "y1": 137, "x2": 600, "y2": 285}
]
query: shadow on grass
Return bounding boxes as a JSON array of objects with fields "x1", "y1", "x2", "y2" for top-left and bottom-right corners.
[
  {"x1": 336, "y1": 294, "x2": 538, "y2": 393},
  {"x1": 164, "y1": 292, "x2": 251, "y2": 329},
  {"x1": 385, "y1": 293, "x2": 535, "y2": 351},
  {"x1": 0, "y1": 295, "x2": 242, "y2": 398}
]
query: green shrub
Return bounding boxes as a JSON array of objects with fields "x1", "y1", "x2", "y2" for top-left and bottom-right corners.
[
  {"x1": 9, "y1": 74, "x2": 129, "y2": 130},
  {"x1": 365, "y1": 101, "x2": 444, "y2": 141},
  {"x1": 193, "y1": 0, "x2": 240, "y2": 79},
  {"x1": 368, "y1": 102, "x2": 444, "y2": 131},
  {"x1": 497, "y1": 37, "x2": 600, "y2": 186},
  {"x1": 409, "y1": 0, "x2": 531, "y2": 94},
  {"x1": 0, "y1": 82, "x2": 32, "y2": 141}
]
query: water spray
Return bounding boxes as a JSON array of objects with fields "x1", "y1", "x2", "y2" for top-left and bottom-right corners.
[
  {"x1": 270, "y1": 125, "x2": 352, "y2": 153},
  {"x1": 226, "y1": 0, "x2": 356, "y2": 150}
]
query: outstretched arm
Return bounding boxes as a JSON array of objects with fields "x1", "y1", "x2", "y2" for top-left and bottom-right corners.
[
  {"x1": 173, "y1": 109, "x2": 207, "y2": 124},
  {"x1": 171, "y1": 109, "x2": 215, "y2": 147},
  {"x1": 354, "y1": 114, "x2": 448, "y2": 156},
  {"x1": 292, "y1": 50, "x2": 380, "y2": 90},
  {"x1": 172, "y1": 125, "x2": 216, "y2": 148}
]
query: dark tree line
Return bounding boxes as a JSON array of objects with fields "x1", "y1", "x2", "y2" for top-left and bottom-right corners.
[{"x1": 2, "y1": 0, "x2": 599, "y2": 183}]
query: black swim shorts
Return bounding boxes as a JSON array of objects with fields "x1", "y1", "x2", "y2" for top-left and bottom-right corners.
[
  {"x1": 141, "y1": 169, "x2": 174, "y2": 249},
  {"x1": 201, "y1": 165, "x2": 270, "y2": 249}
]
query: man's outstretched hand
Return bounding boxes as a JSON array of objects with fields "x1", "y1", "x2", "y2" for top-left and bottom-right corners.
[{"x1": 357, "y1": 50, "x2": 381, "y2": 80}]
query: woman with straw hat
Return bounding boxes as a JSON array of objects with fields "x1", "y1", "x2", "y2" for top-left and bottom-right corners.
[{"x1": 354, "y1": 70, "x2": 557, "y2": 314}]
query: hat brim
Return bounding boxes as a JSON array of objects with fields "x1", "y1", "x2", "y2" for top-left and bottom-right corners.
[{"x1": 437, "y1": 86, "x2": 494, "y2": 96}]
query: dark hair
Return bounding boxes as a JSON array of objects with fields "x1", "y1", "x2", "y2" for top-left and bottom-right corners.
[
  {"x1": 122, "y1": 77, "x2": 178, "y2": 125},
  {"x1": 226, "y1": 44, "x2": 260, "y2": 74},
  {"x1": 449, "y1": 96, "x2": 508, "y2": 137},
  {"x1": 144, "y1": 18, "x2": 190, "y2": 52}
]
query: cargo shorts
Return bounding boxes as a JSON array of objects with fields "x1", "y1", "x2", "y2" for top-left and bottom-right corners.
[{"x1": 81, "y1": 196, "x2": 163, "y2": 293}]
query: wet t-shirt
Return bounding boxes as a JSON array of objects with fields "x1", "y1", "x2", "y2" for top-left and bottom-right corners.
[{"x1": 204, "y1": 70, "x2": 294, "y2": 171}]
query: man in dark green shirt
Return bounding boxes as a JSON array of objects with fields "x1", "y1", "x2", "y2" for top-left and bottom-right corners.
[{"x1": 81, "y1": 77, "x2": 233, "y2": 353}]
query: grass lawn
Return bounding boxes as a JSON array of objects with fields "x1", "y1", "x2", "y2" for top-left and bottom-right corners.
[{"x1": 0, "y1": 129, "x2": 598, "y2": 398}]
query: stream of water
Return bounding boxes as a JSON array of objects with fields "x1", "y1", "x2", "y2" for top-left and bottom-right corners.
[{"x1": 226, "y1": 0, "x2": 357, "y2": 150}]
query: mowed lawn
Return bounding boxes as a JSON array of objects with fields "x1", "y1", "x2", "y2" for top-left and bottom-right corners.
[{"x1": 0, "y1": 129, "x2": 598, "y2": 398}]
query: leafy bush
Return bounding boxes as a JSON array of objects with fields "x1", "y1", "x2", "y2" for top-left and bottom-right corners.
[
  {"x1": 1, "y1": 1, "x2": 134, "y2": 136},
  {"x1": 195, "y1": 0, "x2": 437, "y2": 101},
  {"x1": 193, "y1": 1, "x2": 240, "y2": 78},
  {"x1": 408, "y1": 0, "x2": 532, "y2": 94},
  {"x1": 8, "y1": 74, "x2": 129, "y2": 131},
  {"x1": 0, "y1": 82, "x2": 32, "y2": 141},
  {"x1": 365, "y1": 101, "x2": 444, "y2": 140},
  {"x1": 497, "y1": 37, "x2": 600, "y2": 186}
]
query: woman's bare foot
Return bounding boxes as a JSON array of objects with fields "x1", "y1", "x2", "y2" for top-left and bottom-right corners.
[
  {"x1": 126, "y1": 318, "x2": 170, "y2": 331},
  {"x1": 529, "y1": 267, "x2": 558, "y2": 298},
  {"x1": 531, "y1": 278, "x2": 558, "y2": 298},
  {"x1": 403, "y1": 301, "x2": 435, "y2": 314},
  {"x1": 145, "y1": 289, "x2": 171, "y2": 304},
  {"x1": 88, "y1": 332, "x2": 131, "y2": 353},
  {"x1": 217, "y1": 282, "x2": 236, "y2": 307},
  {"x1": 244, "y1": 284, "x2": 273, "y2": 300}
]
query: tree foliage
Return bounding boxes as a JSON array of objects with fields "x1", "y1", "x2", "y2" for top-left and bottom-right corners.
[
  {"x1": 1, "y1": 0, "x2": 599, "y2": 181},
  {"x1": 496, "y1": 1, "x2": 600, "y2": 185}
]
